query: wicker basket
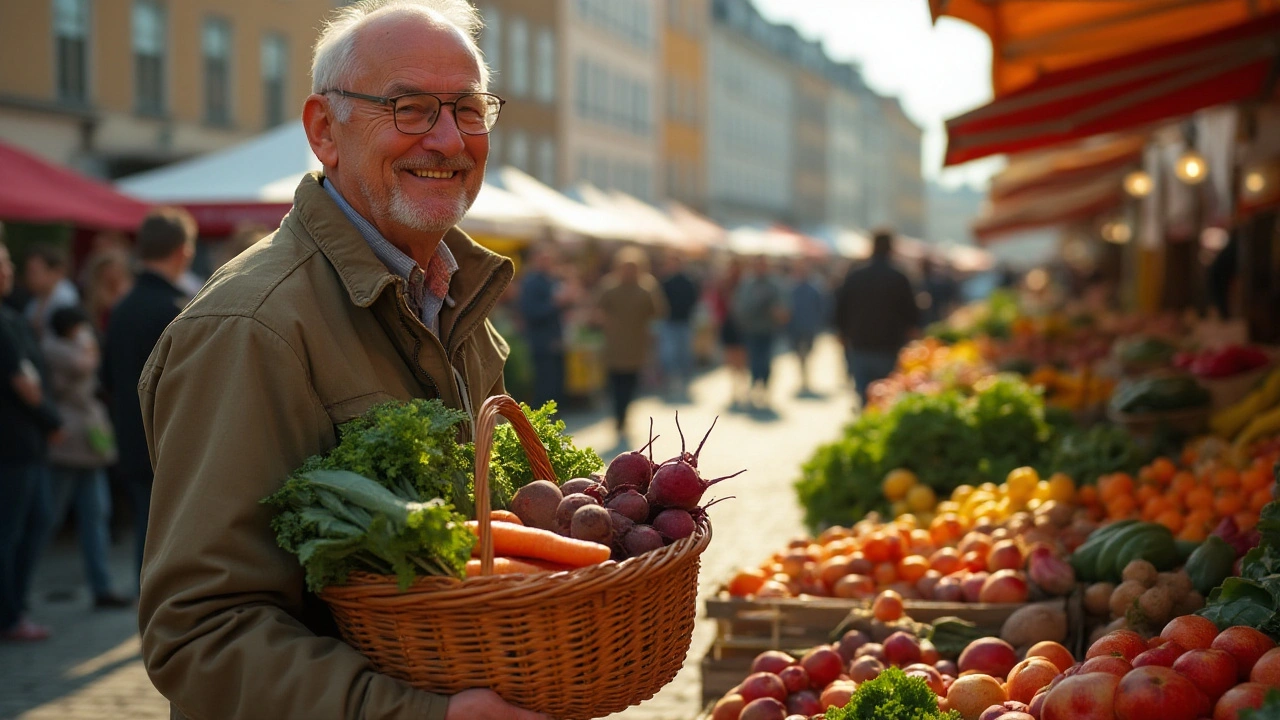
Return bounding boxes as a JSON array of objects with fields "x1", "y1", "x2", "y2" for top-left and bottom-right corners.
[{"x1": 320, "y1": 395, "x2": 710, "y2": 719}]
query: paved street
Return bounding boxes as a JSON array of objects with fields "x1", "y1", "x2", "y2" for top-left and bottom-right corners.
[{"x1": 0, "y1": 337, "x2": 854, "y2": 720}]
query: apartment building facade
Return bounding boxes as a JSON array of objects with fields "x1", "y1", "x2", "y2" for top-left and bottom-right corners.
[
  {"x1": 661, "y1": 0, "x2": 707, "y2": 210},
  {"x1": 0, "y1": 0, "x2": 335, "y2": 178}
]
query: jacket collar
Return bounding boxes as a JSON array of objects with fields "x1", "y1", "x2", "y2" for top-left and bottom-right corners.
[{"x1": 291, "y1": 172, "x2": 512, "y2": 345}]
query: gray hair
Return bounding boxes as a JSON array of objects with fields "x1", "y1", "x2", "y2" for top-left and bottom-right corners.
[{"x1": 312, "y1": 0, "x2": 490, "y2": 121}]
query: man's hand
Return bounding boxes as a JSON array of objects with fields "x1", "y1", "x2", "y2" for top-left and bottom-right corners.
[{"x1": 445, "y1": 689, "x2": 549, "y2": 720}]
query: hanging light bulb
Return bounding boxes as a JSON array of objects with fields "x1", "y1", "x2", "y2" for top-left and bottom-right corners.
[
  {"x1": 1175, "y1": 150, "x2": 1208, "y2": 185},
  {"x1": 1110, "y1": 222, "x2": 1132, "y2": 244},
  {"x1": 1244, "y1": 169, "x2": 1268, "y2": 196},
  {"x1": 1123, "y1": 170, "x2": 1153, "y2": 197}
]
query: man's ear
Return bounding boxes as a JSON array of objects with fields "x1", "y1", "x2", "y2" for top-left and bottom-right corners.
[{"x1": 303, "y1": 94, "x2": 340, "y2": 168}]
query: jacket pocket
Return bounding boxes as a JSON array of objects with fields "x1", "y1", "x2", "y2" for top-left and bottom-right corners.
[{"x1": 324, "y1": 390, "x2": 403, "y2": 426}]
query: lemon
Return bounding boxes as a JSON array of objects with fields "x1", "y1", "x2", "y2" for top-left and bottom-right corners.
[
  {"x1": 906, "y1": 484, "x2": 937, "y2": 513},
  {"x1": 1032, "y1": 480, "x2": 1052, "y2": 502},
  {"x1": 891, "y1": 500, "x2": 911, "y2": 518},
  {"x1": 1048, "y1": 473, "x2": 1076, "y2": 503},
  {"x1": 951, "y1": 484, "x2": 975, "y2": 503},
  {"x1": 936, "y1": 500, "x2": 961, "y2": 514},
  {"x1": 978, "y1": 482, "x2": 1000, "y2": 494},
  {"x1": 1026, "y1": 497, "x2": 1043, "y2": 511},
  {"x1": 882, "y1": 469, "x2": 918, "y2": 501},
  {"x1": 1006, "y1": 466, "x2": 1039, "y2": 499}
]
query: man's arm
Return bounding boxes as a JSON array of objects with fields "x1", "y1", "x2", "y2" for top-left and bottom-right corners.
[{"x1": 138, "y1": 314, "x2": 450, "y2": 720}]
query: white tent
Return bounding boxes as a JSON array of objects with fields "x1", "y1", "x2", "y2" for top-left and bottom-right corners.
[
  {"x1": 492, "y1": 167, "x2": 635, "y2": 242},
  {"x1": 568, "y1": 183, "x2": 688, "y2": 247},
  {"x1": 116, "y1": 123, "x2": 546, "y2": 238}
]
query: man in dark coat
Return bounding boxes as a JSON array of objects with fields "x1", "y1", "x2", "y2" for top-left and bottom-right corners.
[
  {"x1": 0, "y1": 227, "x2": 62, "y2": 641},
  {"x1": 101, "y1": 208, "x2": 196, "y2": 586},
  {"x1": 834, "y1": 229, "x2": 919, "y2": 405},
  {"x1": 519, "y1": 245, "x2": 573, "y2": 407}
]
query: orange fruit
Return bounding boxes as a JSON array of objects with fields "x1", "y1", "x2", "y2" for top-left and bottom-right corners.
[
  {"x1": 1150, "y1": 457, "x2": 1178, "y2": 485},
  {"x1": 872, "y1": 589, "x2": 904, "y2": 621},
  {"x1": 1178, "y1": 523, "x2": 1208, "y2": 542},
  {"x1": 873, "y1": 561, "x2": 898, "y2": 586},
  {"x1": 727, "y1": 568, "x2": 768, "y2": 596},
  {"x1": 897, "y1": 555, "x2": 929, "y2": 583},
  {"x1": 1185, "y1": 486, "x2": 1214, "y2": 510},
  {"x1": 1142, "y1": 496, "x2": 1173, "y2": 521},
  {"x1": 862, "y1": 534, "x2": 891, "y2": 563},
  {"x1": 1215, "y1": 493, "x2": 1246, "y2": 517},
  {"x1": 1137, "y1": 484, "x2": 1159, "y2": 506},
  {"x1": 1213, "y1": 468, "x2": 1241, "y2": 491},
  {"x1": 1154, "y1": 509, "x2": 1184, "y2": 534},
  {"x1": 1100, "y1": 473, "x2": 1134, "y2": 504},
  {"x1": 1107, "y1": 495, "x2": 1137, "y2": 519},
  {"x1": 1078, "y1": 485, "x2": 1099, "y2": 506},
  {"x1": 1236, "y1": 511, "x2": 1260, "y2": 532},
  {"x1": 1170, "y1": 471, "x2": 1197, "y2": 498},
  {"x1": 1243, "y1": 467, "x2": 1271, "y2": 493},
  {"x1": 1253, "y1": 487, "x2": 1274, "y2": 512}
]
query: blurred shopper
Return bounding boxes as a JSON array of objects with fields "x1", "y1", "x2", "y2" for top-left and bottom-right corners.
[
  {"x1": 520, "y1": 245, "x2": 573, "y2": 407},
  {"x1": 920, "y1": 256, "x2": 958, "y2": 326},
  {"x1": 81, "y1": 249, "x2": 135, "y2": 335},
  {"x1": 658, "y1": 252, "x2": 700, "y2": 399},
  {"x1": 102, "y1": 208, "x2": 196, "y2": 586},
  {"x1": 787, "y1": 260, "x2": 828, "y2": 395},
  {"x1": 0, "y1": 228, "x2": 61, "y2": 642},
  {"x1": 42, "y1": 306, "x2": 128, "y2": 608},
  {"x1": 23, "y1": 245, "x2": 79, "y2": 339},
  {"x1": 595, "y1": 247, "x2": 667, "y2": 441},
  {"x1": 710, "y1": 259, "x2": 748, "y2": 409},
  {"x1": 733, "y1": 256, "x2": 788, "y2": 411},
  {"x1": 835, "y1": 230, "x2": 919, "y2": 405}
]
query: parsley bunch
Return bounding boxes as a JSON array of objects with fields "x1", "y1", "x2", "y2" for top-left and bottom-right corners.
[{"x1": 826, "y1": 668, "x2": 960, "y2": 720}]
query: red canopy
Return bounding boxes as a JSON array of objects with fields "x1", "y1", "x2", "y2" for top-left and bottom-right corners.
[
  {"x1": 974, "y1": 171, "x2": 1125, "y2": 243},
  {"x1": 0, "y1": 140, "x2": 152, "y2": 231},
  {"x1": 944, "y1": 12, "x2": 1280, "y2": 166}
]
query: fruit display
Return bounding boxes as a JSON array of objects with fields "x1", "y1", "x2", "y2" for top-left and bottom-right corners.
[
  {"x1": 1109, "y1": 374, "x2": 1212, "y2": 414},
  {"x1": 1175, "y1": 346, "x2": 1272, "y2": 380},
  {"x1": 1212, "y1": 368, "x2": 1280, "y2": 456},
  {"x1": 1080, "y1": 560, "x2": 1205, "y2": 640}
]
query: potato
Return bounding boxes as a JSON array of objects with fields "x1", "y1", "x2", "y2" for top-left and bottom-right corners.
[
  {"x1": 1121, "y1": 559, "x2": 1157, "y2": 587},
  {"x1": 1109, "y1": 580, "x2": 1146, "y2": 619},
  {"x1": 1084, "y1": 582, "x2": 1115, "y2": 616},
  {"x1": 1137, "y1": 587, "x2": 1173, "y2": 625}
]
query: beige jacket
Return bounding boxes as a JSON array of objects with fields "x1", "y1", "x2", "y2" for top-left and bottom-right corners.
[{"x1": 137, "y1": 173, "x2": 512, "y2": 720}]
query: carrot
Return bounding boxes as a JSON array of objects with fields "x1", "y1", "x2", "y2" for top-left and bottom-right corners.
[
  {"x1": 465, "y1": 557, "x2": 573, "y2": 577},
  {"x1": 489, "y1": 510, "x2": 523, "y2": 525},
  {"x1": 464, "y1": 521, "x2": 611, "y2": 568}
]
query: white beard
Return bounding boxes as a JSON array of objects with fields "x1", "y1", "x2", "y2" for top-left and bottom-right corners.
[{"x1": 360, "y1": 177, "x2": 474, "y2": 234}]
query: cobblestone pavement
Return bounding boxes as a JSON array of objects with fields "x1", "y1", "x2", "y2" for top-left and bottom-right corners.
[{"x1": 0, "y1": 337, "x2": 854, "y2": 720}]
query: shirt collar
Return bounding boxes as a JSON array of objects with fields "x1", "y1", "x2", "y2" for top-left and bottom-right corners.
[{"x1": 321, "y1": 178, "x2": 456, "y2": 305}]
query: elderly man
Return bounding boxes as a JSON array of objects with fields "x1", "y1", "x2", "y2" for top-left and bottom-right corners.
[{"x1": 136, "y1": 2, "x2": 545, "y2": 718}]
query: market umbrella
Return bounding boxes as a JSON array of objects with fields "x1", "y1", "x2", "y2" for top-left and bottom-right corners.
[{"x1": 0, "y1": 140, "x2": 151, "y2": 231}]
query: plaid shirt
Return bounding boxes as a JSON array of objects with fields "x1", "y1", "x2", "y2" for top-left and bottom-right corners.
[{"x1": 322, "y1": 179, "x2": 457, "y2": 335}]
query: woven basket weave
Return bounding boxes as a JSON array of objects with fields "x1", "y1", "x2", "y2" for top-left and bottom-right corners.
[{"x1": 320, "y1": 395, "x2": 710, "y2": 719}]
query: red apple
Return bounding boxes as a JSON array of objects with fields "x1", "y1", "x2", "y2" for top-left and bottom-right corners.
[
  {"x1": 1213, "y1": 682, "x2": 1271, "y2": 720},
  {"x1": 1250, "y1": 646, "x2": 1280, "y2": 687},
  {"x1": 904, "y1": 663, "x2": 945, "y2": 695},
  {"x1": 1007, "y1": 657, "x2": 1061, "y2": 704},
  {"x1": 935, "y1": 576, "x2": 966, "y2": 602},
  {"x1": 785, "y1": 689, "x2": 823, "y2": 717},
  {"x1": 819, "y1": 681, "x2": 857, "y2": 710},
  {"x1": 1211, "y1": 626, "x2": 1277, "y2": 681},
  {"x1": 1028, "y1": 688, "x2": 1048, "y2": 720},
  {"x1": 981, "y1": 570, "x2": 1031, "y2": 603},
  {"x1": 1172, "y1": 648, "x2": 1238, "y2": 703},
  {"x1": 1113, "y1": 666, "x2": 1210, "y2": 720},
  {"x1": 1161, "y1": 615, "x2": 1220, "y2": 651},
  {"x1": 739, "y1": 672, "x2": 788, "y2": 704},
  {"x1": 1133, "y1": 641, "x2": 1187, "y2": 668},
  {"x1": 854, "y1": 643, "x2": 886, "y2": 663},
  {"x1": 738, "y1": 696, "x2": 787, "y2": 720},
  {"x1": 777, "y1": 665, "x2": 810, "y2": 694},
  {"x1": 963, "y1": 572, "x2": 990, "y2": 603},
  {"x1": 850, "y1": 655, "x2": 885, "y2": 683},
  {"x1": 801, "y1": 646, "x2": 846, "y2": 689},
  {"x1": 836, "y1": 629, "x2": 872, "y2": 663},
  {"x1": 884, "y1": 631, "x2": 923, "y2": 667},
  {"x1": 751, "y1": 650, "x2": 797, "y2": 675},
  {"x1": 921, "y1": 639, "x2": 941, "y2": 666},
  {"x1": 1087, "y1": 630, "x2": 1149, "y2": 662},
  {"x1": 1078, "y1": 655, "x2": 1133, "y2": 677},
  {"x1": 988, "y1": 539, "x2": 1025, "y2": 572},
  {"x1": 980, "y1": 701, "x2": 1029, "y2": 720},
  {"x1": 936, "y1": 659, "x2": 960, "y2": 677},
  {"x1": 1042, "y1": 672, "x2": 1120, "y2": 720},
  {"x1": 960, "y1": 637, "x2": 1019, "y2": 680}
]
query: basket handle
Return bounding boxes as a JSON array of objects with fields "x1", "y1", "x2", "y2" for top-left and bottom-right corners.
[{"x1": 472, "y1": 395, "x2": 559, "y2": 576}]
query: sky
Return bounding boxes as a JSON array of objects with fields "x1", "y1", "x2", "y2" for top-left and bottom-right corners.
[{"x1": 751, "y1": 0, "x2": 1005, "y2": 189}]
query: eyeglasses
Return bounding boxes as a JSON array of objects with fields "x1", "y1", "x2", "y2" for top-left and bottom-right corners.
[{"x1": 324, "y1": 89, "x2": 505, "y2": 135}]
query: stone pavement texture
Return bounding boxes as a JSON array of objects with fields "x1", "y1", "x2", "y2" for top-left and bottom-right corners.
[{"x1": 0, "y1": 337, "x2": 853, "y2": 720}]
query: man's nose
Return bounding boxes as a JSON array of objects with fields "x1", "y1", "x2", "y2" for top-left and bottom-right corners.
[{"x1": 418, "y1": 105, "x2": 467, "y2": 157}]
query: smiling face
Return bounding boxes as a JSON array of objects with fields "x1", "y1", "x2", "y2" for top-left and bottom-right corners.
[{"x1": 310, "y1": 9, "x2": 488, "y2": 248}]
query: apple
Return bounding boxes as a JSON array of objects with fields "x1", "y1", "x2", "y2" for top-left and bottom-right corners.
[
  {"x1": 1026, "y1": 641, "x2": 1075, "y2": 674},
  {"x1": 752, "y1": 650, "x2": 798, "y2": 675},
  {"x1": 1211, "y1": 626, "x2": 1277, "y2": 681},
  {"x1": 935, "y1": 576, "x2": 966, "y2": 602},
  {"x1": 1161, "y1": 615, "x2": 1220, "y2": 651},
  {"x1": 1113, "y1": 665, "x2": 1210, "y2": 720},
  {"x1": 850, "y1": 655, "x2": 885, "y2": 683},
  {"x1": 1078, "y1": 655, "x2": 1133, "y2": 677},
  {"x1": 778, "y1": 665, "x2": 810, "y2": 694},
  {"x1": 836, "y1": 629, "x2": 871, "y2": 663},
  {"x1": 1132, "y1": 641, "x2": 1187, "y2": 668},
  {"x1": 1042, "y1": 672, "x2": 1120, "y2": 720},
  {"x1": 819, "y1": 681, "x2": 857, "y2": 710},
  {"x1": 738, "y1": 696, "x2": 787, "y2": 720},
  {"x1": 802, "y1": 646, "x2": 846, "y2": 689},
  {"x1": 963, "y1": 572, "x2": 991, "y2": 602},
  {"x1": 854, "y1": 643, "x2": 886, "y2": 663},
  {"x1": 785, "y1": 689, "x2": 823, "y2": 717},
  {"x1": 921, "y1": 639, "x2": 941, "y2": 666},
  {"x1": 918, "y1": 570, "x2": 944, "y2": 599},
  {"x1": 987, "y1": 539, "x2": 1025, "y2": 572},
  {"x1": 979, "y1": 701, "x2": 1029, "y2": 720},
  {"x1": 1172, "y1": 648, "x2": 1238, "y2": 703},
  {"x1": 1250, "y1": 646, "x2": 1280, "y2": 687},
  {"x1": 1028, "y1": 688, "x2": 1048, "y2": 720},
  {"x1": 937, "y1": 659, "x2": 960, "y2": 677},
  {"x1": 904, "y1": 663, "x2": 945, "y2": 695},
  {"x1": 1006, "y1": 657, "x2": 1061, "y2": 704},
  {"x1": 959, "y1": 637, "x2": 1019, "y2": 680},
  {"x1": 980, "y1": 570, "x2": 1030, "y2": 603},
  {"x1": 884, "y1": 631, "x2": 923, "y2": 667},
  {"x1": 739, "y1": 672, "x2": 788, "y2": 704},
  {"x1": 711, "y1": 693, "x2": 745, "y2": 720},
  {"x1": 947, "y1": 674, "x2": 1008, "y2": 720},
  {"x1": 1213, "y1": 682, "x2": 1271, "y2": 720},
  {"x1": 1087, "y1": 630, "x2": 1149, "y2": 662}
]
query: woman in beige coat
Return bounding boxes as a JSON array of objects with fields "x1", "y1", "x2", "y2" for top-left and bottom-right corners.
[{"x1": 594, "y1": 247, "x2": 668, "y2": 441}]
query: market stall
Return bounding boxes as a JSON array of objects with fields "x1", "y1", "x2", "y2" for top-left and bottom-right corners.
[{"x1": 0, "y1": 140, "x2": 151, "y2": 231}]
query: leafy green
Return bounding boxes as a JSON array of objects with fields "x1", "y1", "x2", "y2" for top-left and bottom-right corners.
[
  {"x1": 1200, "y1": 472, "x2": 1280, "y2": 639},
  {"x1": 1241, "y1": 689, "x2": 1280, "y2": 720},
  {"x1": 483, "y1": 400, "x2": 602, "y2": 508},
  {"x1": 1048, "y1": 422, "x2": 1145, "y2": 486},
  {"x1": 825, "y1": 667, "x2": 961, "y2": 720}
]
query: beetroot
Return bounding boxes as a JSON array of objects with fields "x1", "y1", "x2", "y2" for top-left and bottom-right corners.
[
  {"x1": 648, "y1": 462, "x2": 744, "y2": 511},
  {"x1": 652, "y1": 507, "x2": 697, "y2": 542},
  {"x1": 604, "y1": 420, "x2": 659, "y2": 493},
  {"x1": 569, "y1": 504, "x2": 612, "y2": 545},
  {"x1": 605, "y1": 488, "x2": 649, "y2": 523},
  {"x1": 622, "y1": 524, "x2": 664, "y2": 557},
  {"x1": 608, "y1": 509, "x2": 635, "y2": 539},
  {"x1": 509, "y1": 480, "x2": 563, "y2": 531},
  {"x1": 556, "y1": 493, "x2": 599, "y2": 534},
  {"x1": 560, "y1": 478, "x2": 604, "y2": 498}
]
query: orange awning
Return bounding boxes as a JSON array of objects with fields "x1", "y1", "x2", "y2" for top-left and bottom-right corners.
[
  {"x1": 944, "y1": 12, "x2": 1280, "y2": 166},
  {"x1": 974, "y1": 170, "x2": 1126, "y2": 243},
  {"x1": 990, "y1": 134, "x2": 1145, "y2": 201},
  {"x1": 929, "y1": 0, "x2": 1280, "y2": 97}
]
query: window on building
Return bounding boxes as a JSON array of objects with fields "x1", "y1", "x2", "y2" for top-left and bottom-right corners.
[
  {"x1": 54, "y1": 0, "x2": 89, "y2": 104},
  {"x1": 536, "y1": 137, "x2": 555, "y2": 185},
  {"x1": 508, "y1": 130, "x2": 529, "y2": 172},
  {"x1": 261, "y1": 33, "x2": 288, "y2": 127},
  {"x1": 202, "y1": 17, "x2": 232, "y2": 125},
  {"x1": 132, "y1": 0, "x2": 165, "y2": 115},
  {"x1": 534, "y1": 28, "x2": 555, "y2": 103},
  {"x1": 508, "y1": 16, "x2": 528, "y2": 96},
  {"x1": 481, "y1": 6, "x2": 501, "y2": 84}
]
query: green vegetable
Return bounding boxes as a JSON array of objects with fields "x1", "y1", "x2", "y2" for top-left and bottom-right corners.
[
  {"x1": 1113, "y1": 336, "x2": 1177, "y2": 368},
  {"x1": 1186, "y1": 535, "x2": 1237, "y2": 595},
  {"x1": 482, "y1": 400, "x2": 602, "y2": 507},
  {"x1": 1200, "y1": 477, "x2": 1280, "y2": 639},
  {"x1": 1111, "y1": 375, "x2": 1211, "y2": 414},
  {"x1": 1241, "y1": 688, "x2": 1280, "y2": 720},
  {"x1": 825, "y1": 667, "x2": 961, "y2": 720},
  {"x1": 928, "y1": 617, "x2": 985, "y2": 660},
  {"x1": 1048, "y1": 423, "x2": 1145, "y2": 486}
]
